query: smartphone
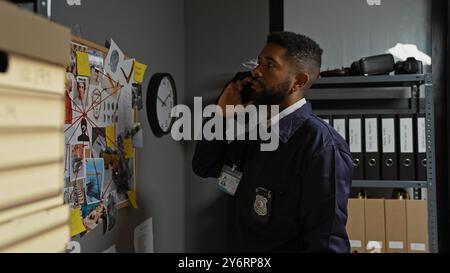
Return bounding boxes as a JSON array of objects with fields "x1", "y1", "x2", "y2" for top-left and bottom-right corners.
[{"x1": 229, "y1": 71, "x2": 254, "y2": 104}]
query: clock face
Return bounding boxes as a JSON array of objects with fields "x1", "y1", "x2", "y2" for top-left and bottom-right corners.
[
  {"x1": 156, "y1": 76, "x2": 174, "y2": 133},
  {"x1": 147, "y1": 73, "x2": 177, "y2": 138}
]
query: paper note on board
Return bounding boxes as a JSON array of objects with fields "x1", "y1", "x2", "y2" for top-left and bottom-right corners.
[
  {"x1": 133, "y1": 61, "x2": 148, "y2": 83},
  {"x1": 76, "y1": 51, "x2": 91, "y2": 77}
]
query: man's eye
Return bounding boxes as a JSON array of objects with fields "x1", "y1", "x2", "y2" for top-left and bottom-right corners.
[{"x1": 267, "y1": 63, "x2": 274, "y2": 68}]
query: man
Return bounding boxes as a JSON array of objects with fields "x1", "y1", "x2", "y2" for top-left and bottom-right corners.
[{"x1": 192, "y1": 32, "x2": 353, "y2": 253}]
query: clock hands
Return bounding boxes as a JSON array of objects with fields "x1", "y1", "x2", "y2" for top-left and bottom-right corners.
[
  {"x1": 162, "y1": 93, "x2": 172, "y2": 105},
  {"x1": 157, "y1": 93, "x2": 172, "y2": 107},
  {"x1": 157, "y1": 96, "x2": 166, "y2": 106}
]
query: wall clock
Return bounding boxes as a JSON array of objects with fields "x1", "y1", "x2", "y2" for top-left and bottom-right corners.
[{"x1": 146, "y1": 73, "x2": 177, "y2": 137}]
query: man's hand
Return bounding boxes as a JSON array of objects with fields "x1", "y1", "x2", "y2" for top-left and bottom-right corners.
[{"x1": 217, "y1": 77, "x2": 253, "y2": 118}]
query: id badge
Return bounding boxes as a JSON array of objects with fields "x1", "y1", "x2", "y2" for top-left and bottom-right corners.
[{"x1": 217, "y1": 164, "x2": 242, "y2": 196}]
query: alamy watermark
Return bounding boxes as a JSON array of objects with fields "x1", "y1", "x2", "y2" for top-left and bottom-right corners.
[{"x1": 170, "y1": 97, "x2": 280, "y2": 151}]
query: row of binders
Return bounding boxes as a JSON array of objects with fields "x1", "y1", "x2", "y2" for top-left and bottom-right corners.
[
  {"x1": 319, "y1": 113, "x2": 427, "y2": 181},
  {"x1": 0, "y1": 2, "x2": 71, "y2": 252}
]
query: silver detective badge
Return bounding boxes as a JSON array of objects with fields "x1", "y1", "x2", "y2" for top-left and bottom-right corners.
[
  {"x1": 254, "y1": 194, "x2": 268, "y2": 216},
  {"x1": 252, "y1": 187, "x2": 272, "y2": 224}
]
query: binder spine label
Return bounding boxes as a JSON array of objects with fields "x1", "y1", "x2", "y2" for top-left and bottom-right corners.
[
  {"x1": 349, "y1": 119, "x2": 362, "y2": 153},
  {"x1": 418, "y1": 117, "x2": 426, "y2": 153},
  {"x1": 365, "y1": 118, "x2": 378, "y2": 152},
  {"x1": 333, "y1": 119, "x2": 346, "y2": 141},
  {"x1": 400, "y1": 118, "x2": 413, "y2": 153},
  {"x1": 382, "y1": 118, "x2": 395, "y2": 153}
]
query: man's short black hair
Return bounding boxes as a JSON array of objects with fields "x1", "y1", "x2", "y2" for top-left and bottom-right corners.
[{"x1": 267, "y1": 31, "x2": 323, "y2": 73}]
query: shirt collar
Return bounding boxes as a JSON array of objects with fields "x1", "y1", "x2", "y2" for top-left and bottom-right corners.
[{"x1": 271, "y1": 98, "x2": 312, "y2": 143}]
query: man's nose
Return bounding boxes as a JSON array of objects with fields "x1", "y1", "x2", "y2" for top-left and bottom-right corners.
[{"x1": 251, "y1": 65, "x2": 262, "y2": 78}]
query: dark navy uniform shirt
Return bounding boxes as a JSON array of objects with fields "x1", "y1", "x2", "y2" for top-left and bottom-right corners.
[{"x1": 192, "y1": 101, "x2": 353, "y2": 253}]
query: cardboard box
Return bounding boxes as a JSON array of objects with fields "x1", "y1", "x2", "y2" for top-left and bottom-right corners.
[
  {"x1": 364, "y1": 199, "x2": 386, "y2": 253},
  {"x1": 385, "y1": 200, "x2": 407, "y2": 253},
  {"x1": 406, "y1": 200, "x2": 429, "y2": 253},
  {"x1": 346, "y1": 199, "x2": 366, "y2": 253},
  {"x1": 0, "y1": 1, "x2": 70, "y2": 66}
]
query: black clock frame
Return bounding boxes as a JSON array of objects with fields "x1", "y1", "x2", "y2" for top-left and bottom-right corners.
[{"x1": 146, "y1": 73, "x2": 177, "y2": 138}]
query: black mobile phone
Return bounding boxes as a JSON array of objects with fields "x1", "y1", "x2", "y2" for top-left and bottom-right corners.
[{"x1": 230, "y1": 71, "x2": 254, "y2": 104}]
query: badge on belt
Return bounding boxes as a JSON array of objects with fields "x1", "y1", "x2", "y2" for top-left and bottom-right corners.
[
  {"x1": 252, "y1": 187, "x2": 272, "y2": 224},
  {"x1": 217, "y1": 164, "x2": 242, "y2": 196}
]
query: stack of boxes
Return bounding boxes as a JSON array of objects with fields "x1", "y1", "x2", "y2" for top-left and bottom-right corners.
[{"x1": 347, "y1": 198, "x2": 428, "y2": 253}]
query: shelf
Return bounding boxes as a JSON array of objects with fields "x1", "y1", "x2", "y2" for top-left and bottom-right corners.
[
  {"x1": 352, "y1": 180, "x2": 428, "y2": 188},
  {"x1": 314, "y1": 109, "x2": 419, "y2": 115},
  {"x1": 311, "y1": 74, "x2": 426, "y2": 89}
]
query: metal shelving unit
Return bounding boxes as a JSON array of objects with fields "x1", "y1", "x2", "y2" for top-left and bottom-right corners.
[{"x1": 311, "y1": 73, "x2": 438, "y2": 253}]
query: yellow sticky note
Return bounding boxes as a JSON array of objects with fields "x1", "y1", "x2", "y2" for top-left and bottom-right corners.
[
  {"x1": 70, "y1": 208, "x2": 86, "y2": 237},
  {"x1": 127, "y1": 191, "x2": 138, "y2": 209},
  {"x1": 76, "y1": 51, "x2": 91, "y2": 77},
  {"x1": 133, "y1": 61, "x2": 148, "y2": 83},
  {"x1": 124, "y1": 138, "x2": 133, "y2": 159},
  {"x1": 106, "y1": 126, "x2": 115, "y2": 148}
]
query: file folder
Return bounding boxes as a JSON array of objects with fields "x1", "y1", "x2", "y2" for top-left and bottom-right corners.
[
  {"x1": 416, "y1": 114, "x2": 427, "y2": 181},
  {"x1": 399, "y1": 114, "x2": 416, "y2": 180},
  {"x1": 381, "y1": 115, "x2": 398, "y2": 180},
  {"x1": 349, "y1": 115, "x2": 364, "y2": 179},
  {"x1": 332, "y1": 115, "x2": 348, "y2": 142},
  {"x1": 364, "y1": 115, "x2": 380, "y2": 180}
]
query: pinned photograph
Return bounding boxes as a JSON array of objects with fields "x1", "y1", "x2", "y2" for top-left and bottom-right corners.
[
  {"x1": 82, "y1": 202, "x2": 106, "y2": 231},
  {"x1": 74, "y1": 76, "x2": 89, "y2": 109},
  {"x1": 77, "y1": 118, "x2": 90, "y2": 142},
  {"x1": 74, "y1": 178, "x2": 86, "y2": 207},
  {"x1": 70, "y1": 143, "x2": 86, "y2": 181},
  {"x1": 65, "y1": 73, "x2": 76, "y2": 124},
  {"x1": 88, "y1": 49, "x2": 105, "y2": 72},
  {"x1": 101, "y1": 95, "x2": 119, "y2": 126},
  {"x1": 91, "y1": 127, "x2": 106, "y2": 158},
  {"x1": 90, "y1": 87, "x2": 103, "y2": 122},
  {"x1": 68, "y1": 42, "x2": 88, "y2": 74},
  {"x1": 106, "y1": 190, "x2": 118, "y2": 231},
  {"x1": 132, "y1": 83, "x2": 143, "y2": 110},
  {"x1": 84, "y1": 158, "x2": 105, "y2": 205},
  {"x1": 104, "y1": 39, "x2": 125, "y2": 82},
  {"x1": 117, "y1": 83, "x2": 133, "y2": 135}
]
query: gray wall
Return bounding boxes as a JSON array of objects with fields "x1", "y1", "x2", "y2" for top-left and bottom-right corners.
[
  {"x1": 184, "y1": 0, "x2": 269, "y2": 252},
  {"x1": 51, "y1": 0, "x2": 269, "y2": 253},
  {"x1": 284, "y1": 0, "x2": 431, "y2": 70},
  {"x1": 52, "y1": 0, "x2": 185, "y2": 253}
]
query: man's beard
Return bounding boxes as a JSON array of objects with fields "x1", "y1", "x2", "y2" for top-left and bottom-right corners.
[{"x1": 250, "y1": 79, "x2": 291, "y2": 106}]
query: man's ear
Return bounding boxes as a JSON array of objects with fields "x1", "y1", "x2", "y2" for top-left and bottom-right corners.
[{"x1": 293, "y1": 72, "x2": 309, "y2": 91}]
